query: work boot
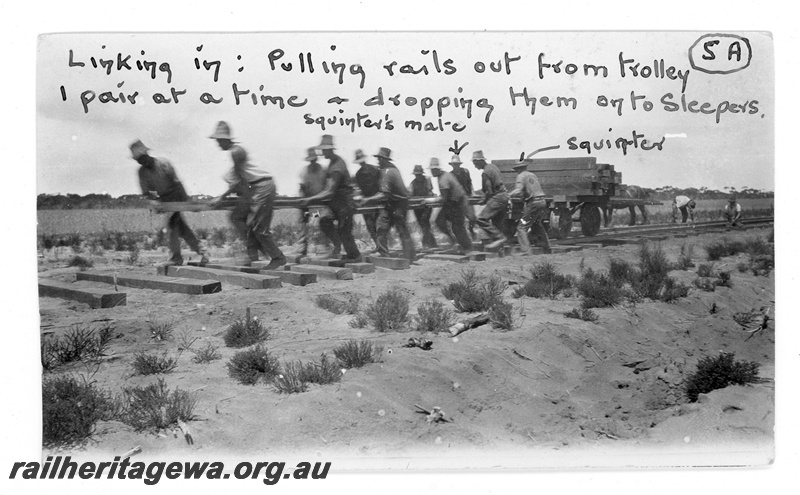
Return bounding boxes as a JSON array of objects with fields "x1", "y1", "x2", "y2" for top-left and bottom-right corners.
[
  {"x1": 198, "y1": 250, "x2": 210, "y2": 266},
  {"x1": 263, "y1": 255, "x2": 287, "y2": 271}
]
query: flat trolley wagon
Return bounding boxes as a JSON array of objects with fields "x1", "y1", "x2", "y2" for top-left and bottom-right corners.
[{"x1": 492, "y1": 156, "x2": 627, "y2": 239}]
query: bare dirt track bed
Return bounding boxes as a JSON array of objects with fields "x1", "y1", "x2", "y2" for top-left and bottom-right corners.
[{"x1": 37, "y1": 227, "x2": 774, "y2": 468}]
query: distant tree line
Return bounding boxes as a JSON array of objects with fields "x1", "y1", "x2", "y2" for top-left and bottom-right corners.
[
  {"x1": 37, "y1": 186, "x2": 773, "y2": 210},
  {"x1": 645, "y1": 186, "x2": 774, "y2": 201}
]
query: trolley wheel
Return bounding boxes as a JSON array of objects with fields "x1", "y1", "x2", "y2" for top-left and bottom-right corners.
[
  {"x1": 580, "y1": 205, "x2": 602, "y2": 237},
  {"x1": 550, "y1": 207, "x2": 573, "y2": 240}
]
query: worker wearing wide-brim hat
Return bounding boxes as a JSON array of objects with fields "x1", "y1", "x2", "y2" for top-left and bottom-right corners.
[
  {"x1": 300, "y1": 134, "x2": 361, "y2": 261},
  {"x1": 725, "y1": 195, "x2": 742, "y2": 228},
  {"x1": 472, "y1": 150, "x2": 510, "y2": 250},
  {"x1": 297, "y1": 147, "x2": 326, "y2": 257},
  {"x1": 448, "y1": 154, "x2": 477, "y2": 239},
  {"x1": 352, "y1": 148, "x2": 381, "y2": 252},
  {"x1": 509, "y1": 157, "x2": 551, "y2": 255},
  {"x1": 429, "y1": 156, "x2": 472, "y2": 253},
  {"x1": 360, "y1": 147, "x2": 416, "y2": 261},
  {"x1": 208, "y1": 121, "x2": 286, "y2": 269},
  {"x1": 409, "y1": 164, "x2": 438, "y2": 249},
  {"x1": 132, "y1": 139, "x2": 208, "y2": 266}
]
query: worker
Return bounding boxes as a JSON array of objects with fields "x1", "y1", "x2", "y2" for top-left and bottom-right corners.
[
  {"x1": 725, "y1": 196, "x2": 742, "y2": 228},
  {"x1": 472, "y1": 150, "x2": 509, "y2": 250},
  {"x1": 132, "y1": 139, "x2": 208, "y2": 266},
  {"x1": 297, "y1": 147, "x2": 327, "y2": 257},
  {"x1": 672, "y1": 195, "x2": 697, "y2": 225},
  {"x1": 409, "y1": 164, "x2": 438, "y2": 249},
  {"x1": 508, "y1": 158, "x2": 551, "y2": 255},
  {"x1": 209, "y1": 121, "x2": 286, "y2": 269},
  {"x1": 430, "y1": 157, "x2": 473, "y2": 254},
  {"x1": 449, "y1": 154, "x2": 477, "y2": 240},
  {"x1": 360, "y1": 147, "x2": 416, "y2": 261},
  {"x1": 300, "y1": 134, "x2": 361, "y2": 262},
  {"x1": 352, "y1": 149, "x2": 382, "y2": 252}
]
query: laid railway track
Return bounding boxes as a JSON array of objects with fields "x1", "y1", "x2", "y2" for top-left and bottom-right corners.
[{"x1": 552, "y1": 216, "x2": 774, "y2": 247}]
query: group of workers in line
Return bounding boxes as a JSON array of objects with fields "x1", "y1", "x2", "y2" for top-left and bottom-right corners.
[
  {"x1": 133, "y1": 121, "x2": 744, "y2": 268},
  {"x1": 672, "y1": 195, "x2": 742, "y2": 228},
  {"x1": 132, "y1": 122, "x2": 554, "y2": 268}
]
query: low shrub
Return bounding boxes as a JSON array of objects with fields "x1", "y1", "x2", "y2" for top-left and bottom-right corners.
[
  {"x1": 578, "y1": 268, "x2": 626, "y2": 309},
  {"x1": 684, "y1": 352, "x2": 760, "y2": 402},
  {"x1": 226, "y1": 344, "x2": 280, "y2": 385},
  {"x1": 693, "y1": 277, "x2": 718, "y2": 292},
  {"x1": 273, "y1": 362, "x2": 308, "y2": 394},
  {"x1": 118, "y1": 378, "x2": 197, "y2": 432},
  {"x1": 660, "y1": 277, "x2": 691, "y2": 302},
  {"x1": 192, "y1": 341, "x2": 222, "y2": 364},
  {"x1": 697, "y1": 263, "x2": 715, "y2": 278},
  {"x1": 42, "y1": 374, "x2": 114, "y2": 447},
  {"x1": 633, "y1": 243, "x2": 673, "y2": 300},
  {"x1": 41, "y1": 325, "x2": 113, "y2": 371},
  {"x1": 67, "y1": 255, "x2": 94, "y2": 270},
  {"x1": 147, "y1": 316, "x2": 175, "y2": 342},
  {"x1": 512, "y1": 262, "x2": 575, "y2": 299},
  {"x1": 333, "y1": 339, "x2": 383, "y2": 369},
  {"x1": 347, "y1": 312, "x2": 370, "y2": 329},
  {"x1": 131, "y1": 351, "x2": 179, "y2": 375},
  {"x1": 608, "y1": 258, "x2": 636, "y2": 286},
  {"x1": 315, "y1": 294, "x2": 361, "y2": 315},
  {"x1": 412, "y1": 299, "x2": 455, "y2": 334},
  {"x1": 675, "y1": 244, "x2": 696, "y2": 270},
  {"x1": 224, "y1": 309, "x2": 270, "y2": 348},
  {"x1": 299, "y1": 353, "x2": 342, "y2": 385},
  {"x1": 488, "y1": 301, "x2": 516, "y2": 330},
  {"x1": 442, "y1": 268, "x2": 505, "y2": 312},
  {"x1": 361, "y1": 288, "x2": 410, "y2": 332},
  {"x1": 564, "y1": 307, "x2": 599, "y2": 322},
  {"x1": 705, "y1": 238, "x2": 746, "y2": 261},
  {"x1": 716, "y1": 271, "x2": 733, "y2": 288}
]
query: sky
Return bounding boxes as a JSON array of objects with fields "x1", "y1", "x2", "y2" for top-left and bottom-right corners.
[{"x1": 37, "y1": 31, "x2": 774, "y2": 197}]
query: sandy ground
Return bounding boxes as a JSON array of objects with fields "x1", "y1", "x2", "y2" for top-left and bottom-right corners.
[{"x1": 37, "y1": 226, "x2": 774, "y2": 469}]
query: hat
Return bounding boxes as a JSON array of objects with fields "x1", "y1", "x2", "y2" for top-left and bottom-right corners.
[
  {"x1": 728, "y1": 196, "x2": 737, "y2": 202},
  {"x1": 354, "y1": 149, "x2": 367, "y2": 164},
  {"x1": 305, "y1": 147, "x2": 318, "y2": 161},
  {"x1": 428, "y1": 158, "x2": 442, "y2": 171},
  {"x1": 512, "y1": 159, "x2": 529, "y2": 170},
  {"x1": 317, "y1": 134, "x2": 335, "y2": 150},
  {"x1": 449, "y1": 155, "x2": 463, "y2": 166},
  {"x1": 412, "y1": 165, "x2": 424, "y2": 175},
  {"x1": 374, "y1": 147, "x2": 392, "y2": 161},
  {"x1": 209, "y1": 121, "x2": 233, "y2": 140},
  {"x1": 130, "y1": 139, "x2": 150, "y2": 159},
  {"x1": 472, "y1": 150, "x2": 488, "y2": 162}
]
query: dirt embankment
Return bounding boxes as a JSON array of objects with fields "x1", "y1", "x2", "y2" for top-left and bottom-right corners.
[{"x1": 38, "y1": 227, "x2": 774, "y2": 467}]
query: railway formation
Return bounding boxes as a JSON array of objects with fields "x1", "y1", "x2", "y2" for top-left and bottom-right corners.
[{"x1": 37, "y1": 214, "x2": 774, "y2": 309}]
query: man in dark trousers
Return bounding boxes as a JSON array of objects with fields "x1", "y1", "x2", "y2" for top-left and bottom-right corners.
[
  {"x1": 209, "y1": 121, "x2": 287, "y2": 269},
  {"x1": 352, "y1": 149, "x2": 381, "y2": 253},
  {"x1": 360, "y1": 147, "x2": 416, "y2": 261},
  {"x1": 132, "y1": 139, "x2": 208, "y2": 266},
  {"x1": 300, "y1": 134, "x2": 361, "y2": 262},
  {"x1": 409, "y1": 164, "x2": 438, "y2": 249},
  {"x1": 298, "y1": 147, "x2": 327, "y2": 256},
  {"x1": 472, "y1": 150, "x2": 509, "y2": 250},
  {"x1": 429, "y1": 157, "x2": 473, "y2": 254},
  {"x1": 449, "y1": 155, "x2": 477, "y2": 240},
  {"x1": 508, "y1": 158, "x2": 551, "y2": 254}
]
